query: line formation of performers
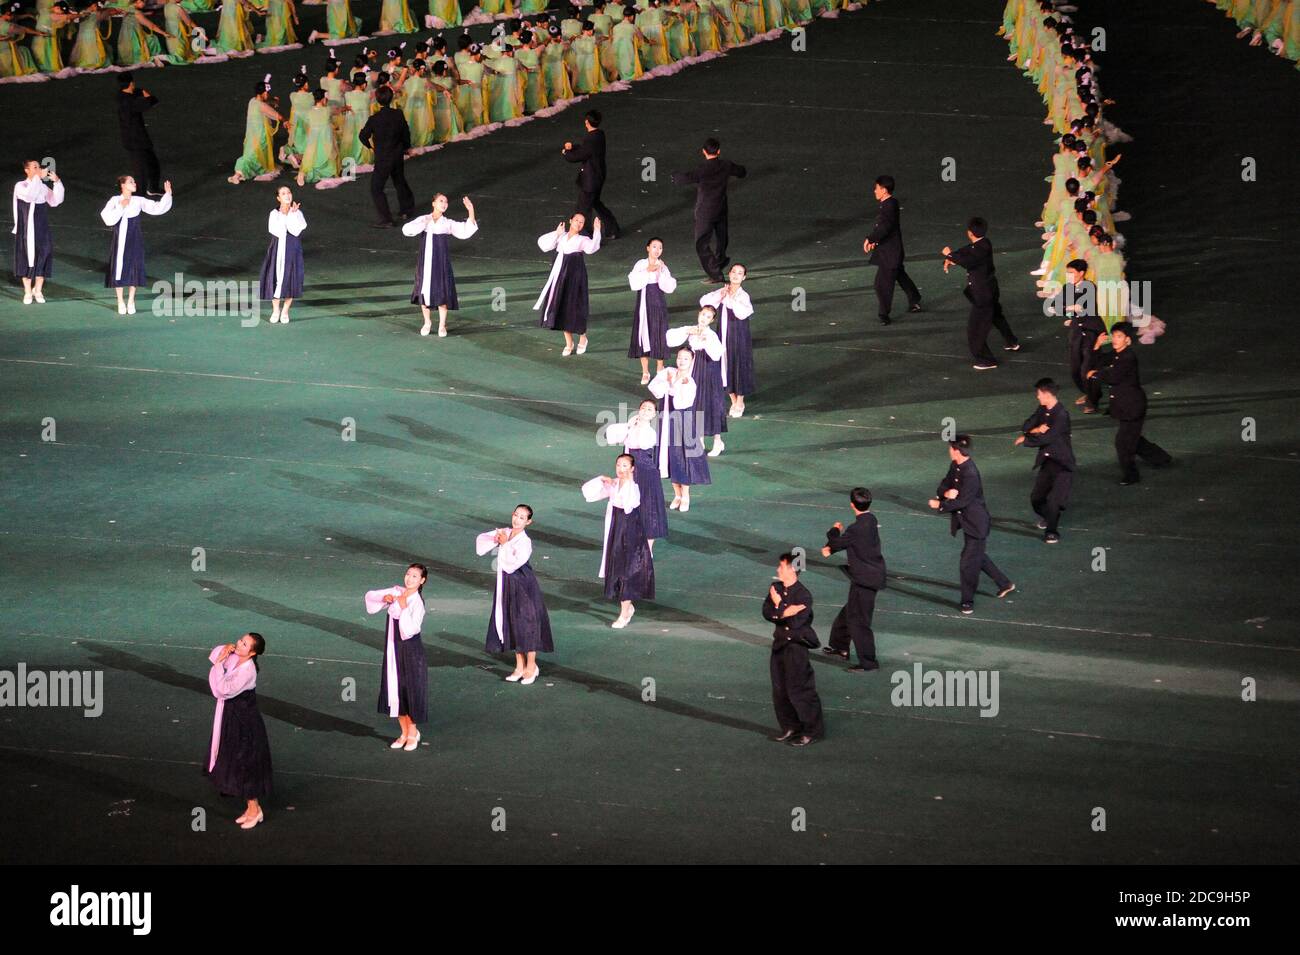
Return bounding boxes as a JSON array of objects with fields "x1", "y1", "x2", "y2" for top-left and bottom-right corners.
[
  {"x1": 0, "y1": 0, "x2": 867, "y2": 80},
  {"x1": 1207, "y1": 0, "x2": 1300, "y2": 64}
]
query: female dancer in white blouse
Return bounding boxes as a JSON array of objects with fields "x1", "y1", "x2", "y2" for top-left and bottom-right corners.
[
  {"x1": 99, "y1": 176, "x2": 173, "y2": 315},
  {"x1": 700, "y1": 263, "x2": 754, "y2": 418},
  {"x1": 666, "y1": 305, "x2": 728, "y2": 457},
  {"x1": 206, "y1": 632, "x2": 272, "y2": 830},
  {"x1": 365, "y1": 563, "x2": 429, "y2": 751},
  {"x1": 582, "y1": 453, "x2": 655, "y2": 629},
  {"x1": 476, "y1": 504, "x2": 553, "y2": 684},
  {"x1": 604, "y1": 398, "x2": 668, "y2": 547},
  {"x1": 627, "y1": 238, "x2": 676, "y2": 384},
  {"x1": 12, "y1": 160, "x2": 64, "y2": 305},
  {"x1": 401, "y1": 193, "x2": 478, "y2": 337},
  {"x1": 260, "y1": 186, "x2": 306, "y2": 324},
  {"x1": 649, "y1": 346, "x2": 710, "y2": 512},
  {"x1": 535, "y1": 211, "x2": 601, "y2": 356}
]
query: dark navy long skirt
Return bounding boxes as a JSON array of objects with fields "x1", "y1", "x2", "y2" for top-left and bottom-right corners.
[
  {"x1": 105, "y1": 216, "x2": 147, "y2": 288},
  {"x1": 660, "y1": 407, "x2": 711, "y2": 486},
  {"x1": 539, "y1": 251, "x2": 590, "y2": 334},
  {"x1": 694, "y1": 350, "x2": 729, "y2": 437},
  {"x1": 628, "y1": 446, "x2": 668, "y2": 539},
  {"x1": 13, "y1": 200, "x2": 54, "y2": 279},
  {"x1": 723, "y1": 314, "x2": 756, "y2": 396},
  {"x1": 485, "y1": 562, "x2": 555, "y2": 654},
  {"x1": 207, "y1": 690, "x2": 273, "y2": 800},
  {"x1": 410, "y1": 232, "x2": 459, "y2": 308},
  {"x1": 259, "y1": 233, "x2": 305, "y2": 300},
  {"x1": 604, "y1": 506, "x2": 655, "y2": 602},
  {"x1": 378, "y1": 628, "x2": 429, "y2": 724},
  {"x1": 627, "y1": 285, "x2": 671, "y2": 359}
]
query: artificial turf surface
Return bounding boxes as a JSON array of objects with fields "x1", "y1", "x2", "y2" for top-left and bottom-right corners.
[{"x1": 1, "y1": 0, "x2": 1297, "y2": 864}]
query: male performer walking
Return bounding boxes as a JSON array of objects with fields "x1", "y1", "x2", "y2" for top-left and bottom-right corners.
[
  {"x1": 820, "y1": 487, "x2": 887, "y2": 671},
  {"x1": 862, "y1": 175, "x2": 921, "y2": 325},
  {"x1": 117, "y1": 73, "x2": 162, "y2": 198},
  {"x1": 1052, "y1": 258, "x2": 1105, "y2": 412},
  {"x1": 929, "y1": 436, "x2": 1015, "y2": 614},
  {"x1": 941, "y1": 217, "x2": 1020, "y2": 370},
  {"x1": 563, "y1": 110, "x2": 621, "y2": 238},
  {"x1": 359, "y1": 87, "x2": 415, "y2": 228},
  {"x1": 1015, "y1": 378, "x2": 1075, "y2": 544},
  {"x1": 763, "y1": 553, "x2": 824, "y2": 747},
  {"x1": 671, "y1": 138, "x2": 746, "y2": 283},
  {"x1": 1087, "y1": 322, "x2": 1173, "y2": 485}
]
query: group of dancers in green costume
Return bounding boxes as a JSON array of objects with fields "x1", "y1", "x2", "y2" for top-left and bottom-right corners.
[
  {"x1": 227, "y1": 0, "x2": 868, "y2": 186},
  {"x1": 1208, "y1": 0, "x2": 1300, "y2": 64}
]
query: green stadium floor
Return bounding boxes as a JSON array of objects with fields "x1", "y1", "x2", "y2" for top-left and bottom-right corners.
[{"x1": 1, "y1": 0, "x2": 1297, "y2": 864}]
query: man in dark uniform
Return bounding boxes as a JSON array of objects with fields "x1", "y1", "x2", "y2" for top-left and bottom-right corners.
[
  {"x1": 563, "y1": 109, "x2": 621, "y2": 238},
  {"x1": 359, "y1": 86, "x2": 415, "y2": 228},
  {"x1": 671, "y1": 138, "x2": 747, "y2": 283},
  {"x1": 820, "y1": 486, "x2": 886, "y2": 672},
  {"x1": 1015, "y1": 378, "x2": 1076, "y2": 543},
  {"x1": 116, "y1": 73, "x2": 162, "y2": 198},
  {"x1": 929, "y1": 435, "x2": 1015, "y2": 614},
  {"x1": 862, "y1": 175, "x2": 921, "y2": 326},
  {"x1": 763, "y1": 553, "x2": 824, "y2": 747},
  {"x1": 1051, "y1": 259, "x2": 1104, "y2": 412},
  {"x1": 942, "y1": 217, "x2": 1020, "y2": 370},
  {"x1": 1087, "y1": 322, "x2": 1173, "y2": 485}
]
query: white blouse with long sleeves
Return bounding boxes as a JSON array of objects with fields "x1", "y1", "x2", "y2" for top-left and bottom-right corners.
[
  {"x1": 402, "y1": 213, "x2": 478, "y2": 303},
  {"x1": 628, "y1": 258, "x2": 677, "y2": 352},
  {"x1": 11, "y1": 176, "x2": 64, "y2": 269},
  {"x1": 699, "y1": 285, "x2": 753, "y2": 388},
  {"x1": 534, "y1": 225, "x2": 601, "y2": 314},
  {"x1": 365, "y1": 585, "x2": 427, "y2": 717},
  {"x1": 665, "y1": 323, "x2": 724, "y2": 361},
  {"x1": 207, "y1": 645, "x2": 258, "y2": 772},
  {"x1": 266, "y1": 207, "x2": 306, "y2": 298},
  {"x1": 475, "y1": 529, "x2": 533, "y2": 642},
  {"x1": 604, "y1": 417, "x2": 658, "y2": 452},
  {"x1": 99, "y1": 192, "x2": 173, "y2": 282},
  {"x1": 582, "y1": 475, "x2": 640, "y2": 578}
]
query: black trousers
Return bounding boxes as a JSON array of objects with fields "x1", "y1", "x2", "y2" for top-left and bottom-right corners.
[
  {"x1": 958, "y1": 533, "x2": 1011, "y2": 605},
  {"x1": 371, "y1": 155, "x2": 415, "y2": 224},
  {"x1": 694, "y1": 211, "x2": 729, "y2": 280},
  {"x1": 127, "y1": 147, "x2": 161, "y2": 195},
  {"x1": 991, "y1": 300, "x2": 1018, "y2": 347},
  {"x1": 827, "y1": 585, "x2": 878, "y2": 664},
  {"x1": 1030, "y1": 460, "x2": 1073, "y2": 534},
  {"x1": 1067, "y1": 334, "x2": 1102, "y2": 406},
  {"x1": 770, "y1": 644, "x2": 824, "y2": 737},
  {"x1": 874, "y1": 263, "x2": 921, "y2": 319},
  {"x1": 1115, "y1": 416, "x2": 1171, "y2": 482},
  {"x1": 967, "y1": 302, "x2": 997, "y2": 364},
  {"x1": 577, "y1": 186, "x2": 620, "y2": 237}
]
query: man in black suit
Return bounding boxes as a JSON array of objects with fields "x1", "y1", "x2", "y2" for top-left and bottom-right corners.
[
  {"x1": 1015, "y1": 378, "x2": 1075, "y2": 544},
  {"x1": 862, "y1": 175, "x2": 921, "y2": 325},
  {"x1": 562, "y1": 109, "x2": 620, "y2": 239},
  {"x1": 1087, "y1": 322, "x2": 1172, "y2": 485},
  {"x1": 1051, "y1": 259, "x2": 1105, "y2": 412},
  {"x1": 763, "y1": 553, "x2": 824, "y2": 747},
  {"x1": 820, "y1": 487, "x2": 887, "y2": 672},
  {"x1": 116, "y1": 73, "x2": 162, "y2": 198},
  {"x1": 929, "y1": 436, "x2": 1015, "y2": 614},
  {"x1": 359, "y1": 86, "x2": 415, "y2": 228},
  {"x1": 671, "y1": 138, "x2": 746, "y2": 283},
  {"x1": 942, "y1": 216, "x2": 1020, "y2": 370}
]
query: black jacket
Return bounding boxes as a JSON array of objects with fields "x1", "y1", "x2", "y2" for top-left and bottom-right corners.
[
  {"x1": 762, "y1": 580, "x2": 819, "y2": 650},
  {"x1": 1021, "y1": 403, "x2": 1076, "y2": 471},
  {"x1": 937, "y1": 458, "x2": 992, "y2": 539},
  {"x1": 944, "y1": 237, "x2": 999, "y2": 306},
  {"x1": 359, "y1": 107, "x2": 412, "y2": 161},
  {"x1": 564, "y1": 128, "x2": 607, "y2": 193},
  {"x1": 671, "y1": 157, "x2": 746, "y2": 219},
  {"x1": 1056, "y1": 281, "x2": 1106, "y2": 343},
  {"x1": 825, "y1": 512, "x2": 887, "y2": 590},
  {"x1": 1093, "y1": 347, "x2": 1147, "y2": 421},
  {"x1": 866, "y1": 195, "x2": 906, "y2": 269},
  {"x1": 118, "y1": 90, "x2": 158, "y2": 150}
]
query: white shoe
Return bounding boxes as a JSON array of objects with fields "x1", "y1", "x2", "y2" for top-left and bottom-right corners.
[
  {"x1": 270, "y1": 309, "x2": 281, "y2": 324},
  {"x1": 117, "y1": 302, "x2": 127, "y2": 315},
  {"x1": 127, "y1": 302, "x2": 136, "y2": 315},
  {"x1": 437, "y1": 325, "x2": 447, "y2": 337},
  {"x1": 669, "y1": 497, "x2": 681, "y2": 510},
  {"x1": 1030, "y1": 267, "x2": 1047, "y2": 276},
  {"x1": 280, "y1": 312, "x2": 289, "y2": 324},
  {"x1": 640, "y1": 371, "x2": 650, "y2": 385},
  {"x1": 1113, "y1": 211, "x2": 1131, "y2": 222},
  {"x1": 420, "y1": 322, "x2": 431, "y2": 336},
  {"x1": 390, "y1": 734, "x2": 408, "y2": 749},
  {"x1": 33, "y1": 291, "x2": 45, "y2": 303},
  {"x1": 611, "y1": 608, "x2": 633, "y2": 629},
  {"x1": 561, "y1": 344, "x2": 573, "y2": 356},
  {"x1": 521, "y1": 667, "x2": 540, "y2": 686},
  {"x1": 505, "y1": 671, "x2": 524, "y2": 683},
  {"x1": 22, "y1": 291, "x2": 33, "y2": 305},
  {"x1": 403, "y1": 729, "x2": 421, "y2": 752},
  {"x1": 239, "y1": 809, "x2": 264, "y2": 830},
  {"x1": 679, "y1": 496, "x2": 690, "y2": 512},
  {"x1": 707, "y1": 439, "x2": 724, "y2": 457},
  {"x1": 576, "y1": 338, "x2": 588, "y2": 355},
  {"x1": 728, "y1": 406, "x2": 743, "y2": 418}
]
